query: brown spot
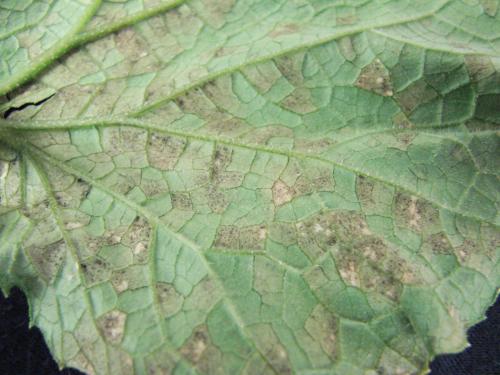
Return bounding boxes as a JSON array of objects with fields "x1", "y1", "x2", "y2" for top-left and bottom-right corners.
[
  {"x1": 311, "y1": 175, "x2": 334, "y2": 191},
  {"x1": 356, "y1": 175, "x2": 375, "y2": 206},
  {"x1": 122, "y1": 217, "x2": 151, "y2": 263},
  {"x1": 181, "y1": 326, "x2": 208, "y2": 363},
  {"x1": 337, "y1": 36, "x2": 356, "y2": 62},
  {"x1": 171, "y1": 193, "x2": 192, "y2": 210},
  {"x1": 394, "y1": 79, "x2": 438, "y2": 114},
  {"x1": 28, "y1": 240, "x2": 66, "y2": 282},
  {"x1": 145, "y1": 349, "x2": 176, "y2": 375},
  {"x1": 355, "y1": 58, "x2": 393, "y2": 96},
  {"x1": 176, "y1": 98, "x2": 185, "y2": 109},
  {"x1": 214, "y1": 225, "x2": 239, "y2": 248},
  {"x1": 296, "y1": 212, "x2": 349, "y2": 259},
  {"x1": 212, "y1": 146, "x2": 232, "y2": 178},
  {"x1": 241, "y1": 62, "x2": 282, "y2": 93},
  {"x1": 281, "y1": 88, "x2": 316, "y2": 114},
  {"x1": 465, "y1": 55, "x2": 495, "y2": 81},
  {"x1": 250, "y1": 324, "x2": 292, "y2": 374},
  {"x1": 174, "y1": 89, "x2": 214, "y2": 117},
  {"x1": 395, "y1": 193, "x2": 439, "y2": 231},
  {"x1": 69, "y1": 353, "x2": 96, "y2": 375},
  {"x1": 428, "y1": 232, "x2": 452, "y2": 254},
  {"x1": 147, "y1": 134, "x2": 186, "y2": 170},
  {"x1": 407, "y1": 197, "x2": 421, "y2": 230},
  {"x1": 110, "y1": 269, "x2": 129, "y2": 292},
  {"x1": 480, "y1": 0, "x2": 498, "y2": 17},
  {"x1": 481, "y1": 224, "x2": 500, "y2": 257},
  {"x1": 293, "y1": 175, "x2": 314, "y2": 196},
  {"x1": 305, "y1": 305, "x2": 338, "y2": 360},
  {"x1": 239, "y1": 225, "x2": 267, "y2": 250},
  {"x1": 338, "y1": 259, "x2": 360, "y2": 287},
  {"x1": 360, "y1": 264, "x2": 401, "y2": 301},
  {"x1": 395, "y1": 131, "x2": 417, "y2": 150},
  {"x1": 156, "y1": 282, "x2": 183, "y2": 317},
  {"x1": 456, "y1": 239, "x2": 480, "y2": 263},
  {"x1": 329, "y1": 211, "x2": 372, "y2": 240},
  {"x1": 337, "y1": 14, "x2": 358, "y2": 25},
  {"x1": 275, "y1": 54, "x2": 306, "y2": 86},
  {"x1": 99, "y1": 310, "x2": 126, "y2": 344},
  {"x1": 392, "y1": 112, "x2": 414, "y2": 129},
  {"x1": 359, "y1": 236, "x2": 387, "y2": 262},
  {"x1": 198, "y1": 0, "x2": 235, "y2": 28},
  {"x1": 81, "y1": 257, "x2": 110, "y2": 285},
  {"x1": 205, "y1": 187, "x2": 228, "y2": 214},
  {"x1": 269, "y1": 23, "x2": 301, "y2": 38},
  {"x1": 272, "y1": 180, "x2": 295, "y2": 206},
  {"x1": 114, "y1": 28, "x2": 148, "y2": 61}
]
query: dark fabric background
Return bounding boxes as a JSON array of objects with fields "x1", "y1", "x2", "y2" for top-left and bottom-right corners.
[{"x1": 0, "y1": 287, "x2": 499, "y2": 375}]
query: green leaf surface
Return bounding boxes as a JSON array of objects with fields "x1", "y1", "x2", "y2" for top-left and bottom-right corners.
[{"x1": 0, "y1": 1, "x2": 499, "y2": 374}]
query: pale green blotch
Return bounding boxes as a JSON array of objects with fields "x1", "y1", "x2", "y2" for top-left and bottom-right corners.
[
  {"x1": 88, "y1": 282, "x2": 118, "y2": 316},
  {"x1": 70, "y1": 127, "x2": 102, "y2": 155},
  {"x1": 98, "y1": 244, "x2": 133, "y2": 269}
]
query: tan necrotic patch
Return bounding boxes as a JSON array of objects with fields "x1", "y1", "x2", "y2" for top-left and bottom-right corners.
[
  {"x1": 27, "y1": 239, "x2": 66, "y2": 282},
  {"x1": 98, "y1": 310, "x2": 126, "y2": 344},
  {"x1": 249, "y1": 324, "x2": 292, "y2": 375},
  {"x1": 272, "y1": 179, "x2": 295, "y2": 206},
  {"x1": 305, "y1": 304, "x2": 338, "y2": 360},
  {"x1": 156, "y1": 282, "x2": 184, "y2": 317},
  {"x1": 355, "y1": 58, "x2": 393, "y2": 96},
  {"x1": 214, "y1": 225, "x2": 266, "y2": 251},
  {"x1": 121, "y1": 216, "x2": 151, "y2": 263},
  {"x1": 171, "y1": 192, "x2": 193, "y2": 211},
  {"x1": 147, "y1": 133, "x2": 186, "y2": 171},
  {"x1": 394, "y1": 79, "x2": 438, "y2": 114},
  {"x1": 81, "y1": 257, "x2": 111, "y2": 285},
  {"x1": 180, "y1": 325, "x2": 224, "y2": 374},
  {"x1": 395, "y1": 193, "x2": 440, "y2": 232},
  {"x1": 297, "y1": 210, "x2": 418, "y2": 297}
]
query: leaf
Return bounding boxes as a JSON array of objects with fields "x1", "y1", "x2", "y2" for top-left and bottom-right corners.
[{"x1": 0, "y1": 1, "x2": 499, "y2": 374}]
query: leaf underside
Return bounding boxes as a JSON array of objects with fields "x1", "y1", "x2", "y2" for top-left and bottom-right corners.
[{"x1": 0, "y1": 1, "x2": 499, "y2": 374}]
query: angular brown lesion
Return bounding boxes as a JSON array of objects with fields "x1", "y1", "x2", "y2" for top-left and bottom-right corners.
[
  {"x1": 146, "y1": 133, "x2": 186, "y2": 171},
  {"x1": 393, "y1": 79, "x2": 438, "y2": 114},
  {"x1": 27, "y1": 239, "x2": 66, "y2": 282},
  {"x1": 213, "y1": 224, "x2": 266, "y2": 251},
  {"x1": 202, "y1": 185, "x2": 228, "y2": 214},
  {"x1": 426, "y1": 232, "x2": 453, "y2": 255},
  {"x1": 211, "y1": 145, "x2": 232, "y2": 180},
  {"x1": 356, "y1": 175, "x2": 375, "y2": 206},
  {"x1": 305, "y1": 304, "x2": 338, "y2": 360},
  {"x1": 465, "y1": 55, "x2": 496, "y2": 82},
  {"x1": 214, "y1": 225, "x2": 239, "y2": 249},
  {"x1": 479, "y1": 0, "x2": 498, "y2": 18},
  {"x1": 81, "y1": 256, "x2": 110, "y2": 285},
  {"x1": 180, "y1": 325, "x2": 224, "y2": 374},
  {"x1": 239, "y1": 225, "x2": 267, "y2": 250},
  {"x1": 171, "y1": 192, "x2": 193, "y2": 211},
  {"x1": 297, "y1": 210, "x2": 419, "y2": 298},
  {"x1": 272, "y1": 179, "x2": 295, "y2": 206},
  {"x1": 280, "y1": 88, "x2": 316, "y2": 114},
  {"x1": 394, "y1": 192, "x2": 440, "y2": 232},
  {"x1": 98, "y1": 310, "x2": 126, "y2": 344},
  {"x1": 122, "y1": 216, "x2": 151, "y2": 263},
  {"x1": 274, "y1": 53, "x2": 307, "y2": 87},
  {"x1": 355, "y1": 58, "x2": 393, "y2": 96},
  {"x1": 249, "y1": 324, "x2": 292, "y2": 374},
  {"x1": 156, "y1": 282, "x2": 183, "y2": 318}
]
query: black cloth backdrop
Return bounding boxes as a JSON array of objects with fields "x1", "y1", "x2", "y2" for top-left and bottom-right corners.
[{"x1": 1, "y1": 287, "x2": 499, "y2": 375}]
